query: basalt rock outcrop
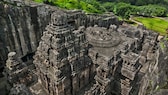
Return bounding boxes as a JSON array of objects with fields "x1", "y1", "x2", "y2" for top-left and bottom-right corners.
[
  {"x1": 32, "y1": 11, "x2": 165, "y2": 95},
  {"x1": 0, "y1": 0, "x2": 53, "y2": 71},
  {"x1": 1, "y1": 0, "x2": 168, "y2": 95},
  {"x1": 3, "y1": 51, "x2": 36, "y2": 95},
  {"x1": 33, "y1": 12, "x2": 94, "y2": 95},
  {"x1": 0, "y1": 0, "x2": 120, "y2": 71},
  {"x1": 84, "y1": 24, "x2": 159, "y2": 95}
]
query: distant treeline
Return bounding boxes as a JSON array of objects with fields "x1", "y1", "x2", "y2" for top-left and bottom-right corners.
[
  {"x1": 34, "y1": 0, "x2": 106, "y2": 13},
  {"x1": 103, "y1": 2, "x2": 167, "y2": 19},
  {"x1": 98, "y1": 0, "x2": 168, "y2": 6},
  {"x1": 34, "y1": 0, "x2": 168, "y2": 19},
  {"x1": 100, "y1": 0, "x2": 168, "y2": 18}
]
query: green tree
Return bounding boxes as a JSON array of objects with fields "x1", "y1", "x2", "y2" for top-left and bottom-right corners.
[
  {"x1": 137, "y1": 5, "x2": 167, "y2": 17},
  {"x1": 115, "y1": 3, "x2": 135, "y2": 19},
  {"x1": 102, "y1": 2, "x2": 116, "y2": 12}
]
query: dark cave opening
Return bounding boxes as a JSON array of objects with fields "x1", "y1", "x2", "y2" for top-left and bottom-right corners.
[{"x1": 21, "y1": 52, "x2": 35, "y2": 62}]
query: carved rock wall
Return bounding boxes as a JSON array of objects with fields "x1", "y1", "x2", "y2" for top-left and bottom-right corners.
[
  {"x1": 84, "y1": 24, "x2": 161, "y2": 95},
  {"x1": 0, "y1": 0, "x2": 53, "y2": 68},
  {"x1": 0, "y1": 0, "x2": 121, "y2": 70},
  {"x1": 33, "y1": 12, "x2": 95, "y2": 95},
  {"x1": 1, "y1": 1, "x2": 168, "y2": 95}
]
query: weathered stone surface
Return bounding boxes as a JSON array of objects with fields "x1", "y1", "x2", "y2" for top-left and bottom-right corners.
[
  {"x1": 84, "y1": 24, "x2": 162, "y2": 95},
  {"x1": 1, "y1": 0, "x2": 168, "y2": 95},
  {"x1": 9, "y1": 84, "x2": 32, "y2": 95},
  {"x1": 32, "y1": 12, "x2": 163, "y2": 95},
  {"x1": 33, "y1": 12, "x2": 93, "y2": 95},
  {"x1": 0, "y1": 0, "x2": 53, "y2": 71},
  {"x1": 3, "y1": 51, "x2": 37, "y2": 95},
  {"x1": 0, "y1": 0, "x2": 121, "y2": 71}
]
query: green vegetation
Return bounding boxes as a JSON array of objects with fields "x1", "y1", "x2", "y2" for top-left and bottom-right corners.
[
  {"x1": 33, "y1": 0, "x2": 168, "y2": 35},
  {"x1": 33, "y1": 0, "x2": 167, "y2": 18},
  {"x1": 136, "y1": 5, "x2": 167, "y2": 17},
  {"x1": 133, "y1": 17, "x2": 168, "y2": 35},
  {"x1": 98, "y1": 0, "x2": 168, "y2": 8},
  {"x1": 98, "y1": 0, "x2": 168, "y2": 13},
  {"x1": 102, "y1": 2, "x2": 135, "y2": 19},
  {"x1": 160, "y1": 41, "x2": 166, "y2": 51},
  {"x1": 34, "y1": 0, "x2": 105, "y2": 13},
  {"x1": 113, "y1": 3, "x2": 136, "y2": 19},
  {"x1": 102, "y1": 2, "x2": 167, "y2": 19},
  {"x1": 34, "y1": 0, "x2": 43, "y2": 3}
]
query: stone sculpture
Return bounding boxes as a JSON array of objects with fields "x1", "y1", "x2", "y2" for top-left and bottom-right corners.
[{"x1": 1, "y1": 0, "x2": 168, "y2": 95}]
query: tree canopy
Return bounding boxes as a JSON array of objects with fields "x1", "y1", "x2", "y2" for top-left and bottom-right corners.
[
  {"x1": 34, "y1": 0, "x2": 106, "y2": 13},
  {"x1": 34, "y1": 0, "x2": 168, "y2": 19}
]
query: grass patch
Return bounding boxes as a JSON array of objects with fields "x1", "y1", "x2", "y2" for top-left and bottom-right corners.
[
  {"x1": 160, "y1": 41, "x2": 166, "y2": 51},
  {"x1": 34, "y1": 0, "x2": 43, "y2": 3},
  {"x1": 133, "y1": 17, "x2": 168, "y2": 35},
  {"x1": 33, "y1": 0, "x2": 105, "y2": 14},
  {"x1": 124, "y1": 19, "x2": 137, "y2": 25}
]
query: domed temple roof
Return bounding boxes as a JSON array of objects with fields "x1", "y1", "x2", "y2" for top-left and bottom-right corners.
[{"x1": 86, "y1": 25, "x2": 121, "y2": 48}]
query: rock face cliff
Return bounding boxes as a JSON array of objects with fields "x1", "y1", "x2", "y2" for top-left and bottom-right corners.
[
  {"x1": 1, "y1": 0, "x2": 168, "y2": 95},
  {"x1": 0, "y1": 0, "x2": 120, "y2": 70},
  {"x1": 0, "y1": 0, "x2": 53, "y2": 69},
  {"x1": 32, "y1": 10, "x2": 167, "y2": 95},
  {"x1": 33, "y1": 12, "x2": 94, "y2": 95}
]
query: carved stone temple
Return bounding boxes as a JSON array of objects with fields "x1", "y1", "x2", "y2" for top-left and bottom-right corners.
[
  {"x1": 32, "y1": 11, "x2": 160, "y2": 95},
  {"x1": 1, "y1": 0, "x2": 168, "y2": 95},
  {"x1": 33, "y1": 11, "x2": 93, "y2": 95}
]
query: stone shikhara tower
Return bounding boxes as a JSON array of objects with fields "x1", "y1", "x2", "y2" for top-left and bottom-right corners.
[
  {"x1": 33, "y1": 11, "x2": 160, "y2": 95},
  {"x1": 33, "y1": 11, "x2": 93, "y2": 95},
  {"x1": 2, "y1": 1, "x2": 168, "y2": 95}
]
